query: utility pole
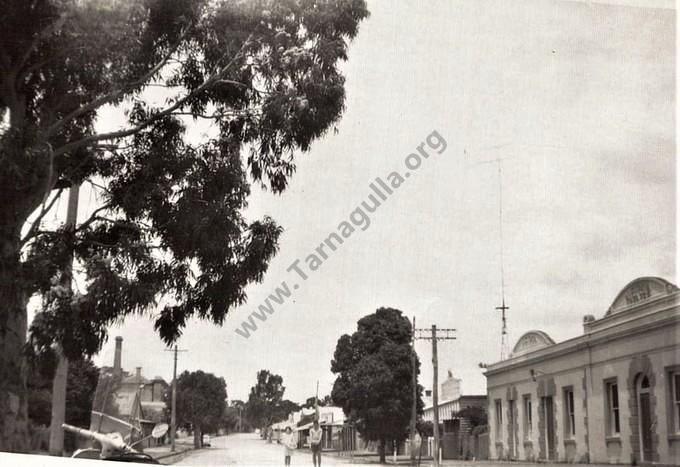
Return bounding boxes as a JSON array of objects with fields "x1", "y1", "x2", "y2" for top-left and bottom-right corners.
[
  {"x1": 165, "y1": 345, "x2": 187, "y2": 452},
  {"x1": 315, "y1": 380, "x2": 320, "y2": 420},
  {"x1": 414, "y1": 325, "x2": 456, "y2": 467},
  {"x1": 432, "y1": 326, "x2": 440, "y2": 467},
  {"x1": 49, "y1": 184, "x2": 79, "y2": 456}
]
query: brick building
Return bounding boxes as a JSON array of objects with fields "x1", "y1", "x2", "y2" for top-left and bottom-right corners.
[{"x1": 90, "y1": 336, "x2": 169, "y2": 447}]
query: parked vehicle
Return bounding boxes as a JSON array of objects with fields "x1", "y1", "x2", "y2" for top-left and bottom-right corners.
[
  {"x1": 202, "y1": 434, "x2": 211, "y2": 447},
  {"x1": 64, "y1": 422, "x2": 168, "y2": 464}
]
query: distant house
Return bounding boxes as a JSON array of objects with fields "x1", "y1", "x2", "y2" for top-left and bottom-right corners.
[
  {"x1": 422, "y1": 372, "x2": 487, "y2": 460},
  {"x1": 90, "y1": 336, "x2": 169, "y2": 448},
  {"x1": 296, "y1": 406, "x2": 346, "y2": 450},
  {"x1": 271, "y1": 405, "x2": 350, "y2": 451},
  {"x1": 422, "y1": 371, "x2": 487, "y2": 431}
]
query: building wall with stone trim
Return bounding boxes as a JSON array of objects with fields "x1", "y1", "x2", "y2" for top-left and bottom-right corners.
[{"x1": 485, "y1": 277, "x2": 680, "y2": 465}]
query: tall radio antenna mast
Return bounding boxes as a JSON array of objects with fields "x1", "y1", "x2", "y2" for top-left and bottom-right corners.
[
  {"x1": 468, "y1": 152, "x2": 510, "y2": 360},
  {"x1": 494, "y1": 159, "x2": 509, "y2": 360}
]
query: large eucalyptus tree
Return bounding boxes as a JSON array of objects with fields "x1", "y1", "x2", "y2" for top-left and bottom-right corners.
[{"x1": 0, "y1": 0, "x2": 368, "y2": 450}]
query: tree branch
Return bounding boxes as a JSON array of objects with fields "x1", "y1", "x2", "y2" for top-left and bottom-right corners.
[
  {"x1": 16, "y1": 11, "x2": 68, "y2": 72},
  {"x1": 80, "y1": 238, "x2": 117, "y2": 249},
  {"x1": 170, "y1": 107, "x2": 258, "y2": 120},
  {"x1": 46, "y1": 28, "x2": 190, "y2": 138},
  {"x1": 76, "y1": 203, "x2": 114, "y2": 232},
  {"x1": 85, "y1": 179, "x2": 111, "y2": 199},
  {"x1": 215, "y1": 79, "x2": 250, "y2": 89},
  {"x1": 52, "y1": 33, "x2": 255, "y2": 159},
  {"x1": 20, "y1": 188, "x2": 64, "y2": 246},
  {"x1": 17, "y1": 46, "x2": 88, "y2": 86}
]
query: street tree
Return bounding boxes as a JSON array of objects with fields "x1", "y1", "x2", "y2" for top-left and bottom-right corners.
[
  {"x1": 303, "y1": 394, "x2": 332, "y2": 409},
  {"x1": 275, "y1": 399, "x2": 301, "y2": 423},
  {"x1": 416, "y1": 420, "x2": 433, "y2": 437},
  {"x1": 0, "y1": 0, "x2": 369, "y2": 450},
  {"x1": 246, "y1": 370, "x2": 283, "y2": 431},
  {"x1": 26, "y1": 357, "x2": 99, "y2": 451},
  {"x1": 222, "y1": 405, "x2": 240, "y2": 433},
  {"x1": 245, "y1": 370, "x2": 299, "y2": 431},
  {"x1": 331, "y1": 307, "x2": 423, "y2": 463},
  {"x1": 228, "y1": 399, "x2": 252, "y2": 432},
  {"x1": 174, "y1": 370, "x2": 227, "y2": 448}
]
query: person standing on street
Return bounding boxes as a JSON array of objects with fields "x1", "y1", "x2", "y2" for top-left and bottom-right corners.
[
  {"x1": 281, "y1": 426, "x2": 296, "y2": 466},
  {"x1": 309, "y1": 420, "x2": 323, "y2": 467}
]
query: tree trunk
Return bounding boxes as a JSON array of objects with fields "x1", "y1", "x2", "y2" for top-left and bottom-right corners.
[
  {"x1": 0, "y1": 227, "x2": 30, "y2": 452},
  {"x1": 378, "y1": 438, "x2": 386, "y2": 464},
  {"x1": 193, "y1": 425, "x2": 201, "y2": 448},
  {"x1": 0, "y1": 93, "x2": 58, "y2": 452}
]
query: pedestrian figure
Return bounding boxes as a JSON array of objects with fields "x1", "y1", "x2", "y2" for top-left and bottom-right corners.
[
  {"x1": 413, "y1": 430, "x2": 422, "y2": 466},
  {"x1": 281, "y1": 426, "x2": 296, "y2": 466},
  {"x1": 309, "y1": 420, "x2": 323, "y2": 467}
]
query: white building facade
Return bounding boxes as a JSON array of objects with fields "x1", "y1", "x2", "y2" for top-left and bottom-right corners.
[{"x1": 485, "y1": 277, "x2": 680, "y2": 465}]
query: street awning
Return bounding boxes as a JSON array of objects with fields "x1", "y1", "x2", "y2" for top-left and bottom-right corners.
[{"x1": 297, "y1": 422, "x2": 313, "y2": 431}]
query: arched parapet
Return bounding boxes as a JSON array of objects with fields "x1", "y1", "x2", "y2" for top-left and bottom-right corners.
[
  {"x1": 606, "y1": 277, "x2": 678, "y2": 317},
  {"x1": 511, "y1": 330, "x2": 556, "y2": 357}
]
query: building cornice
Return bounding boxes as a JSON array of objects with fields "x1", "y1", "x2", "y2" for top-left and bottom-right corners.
[
  {"x1": 587, "y1": 290, "x2": 679, "y2": 333},
  {"x1": 484, "y1": 302, "x2": 679, "y2": 377}
]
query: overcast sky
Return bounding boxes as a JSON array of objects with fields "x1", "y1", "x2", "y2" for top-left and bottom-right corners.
[{"x1": 58, "y1": 0, "x2": 677, "y2": 404}]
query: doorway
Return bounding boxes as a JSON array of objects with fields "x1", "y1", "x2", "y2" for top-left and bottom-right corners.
[
  {"x1": 508, "y1": 400, "x2": 517, "y2": 458},
  {"x1": 637, "y1": 376, "x2": 653, "y2": 462},
  {"x1": 543, "y1": 397, "x2": 556, "y2": 460}
]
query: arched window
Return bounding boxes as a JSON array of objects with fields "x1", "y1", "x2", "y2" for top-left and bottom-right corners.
[{"x1": 641, "y1": 376, "x2": 650, "y2": 389}]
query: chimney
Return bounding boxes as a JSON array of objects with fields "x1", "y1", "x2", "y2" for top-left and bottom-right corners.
[
  {"x1": 113, "y1": 336, "x2": 123, "y2": 376},
  {"x1": 136, "y1": 367, "x2": 142, "y2": 382},
  {"x1": 583, "y1": 314, "x2": 595, "y2": 333}
]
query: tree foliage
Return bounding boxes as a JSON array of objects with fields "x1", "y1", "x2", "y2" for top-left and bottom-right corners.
[
  {"x1": 0, "y1": 0, "x2": 368, "y2": 450},
  {"x1": 331, "y1": 307, "x2": 423, "y2": 463},
  {"x1": 222, "y1": 405, "x2": 240, "y2": 433},
  {"x1": 26, "y1": 358, "x2": 99, "y2": 451},
  {"x1": 225, "y1": 399, "x2": 252, "y2": 432},
  {"x1": 416, "y1": 420, "x2": 433, "y2": 438},
  {"x1": 11, "y1": 0, "x2": 370, "y2": 359},
  {"x1": 245, "y1": 369, "x2": 299, "y2": 430},
  {"x1": 277, "y1": 399, "x2": 301, "y2": 423},
  {"x1": 454, "y1": 406, "x2": 487, "y2": 429},
  {"x1": 27, "y1": 357, "x2": 99, "y2": 428},
  {"x1": 303, "y1": 394, "x2": 332, "y2": 409},
  {"x1": 174, "y1": 370, "x2": 227, "y2": 448}
]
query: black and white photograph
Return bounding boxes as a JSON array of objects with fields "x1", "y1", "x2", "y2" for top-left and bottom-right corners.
[{"x1": 0, "y1": 0, "x2": 677, "y2": 466}]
